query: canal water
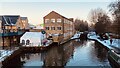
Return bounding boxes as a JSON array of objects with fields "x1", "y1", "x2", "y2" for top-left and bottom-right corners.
[{"x1": 2, "y1": 39, "x2": 111, "y2": 68}]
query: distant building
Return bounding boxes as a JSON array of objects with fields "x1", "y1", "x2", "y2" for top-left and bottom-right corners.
[
  {"x1": 0, "y1": 15, "x2": 29, "y2": 46},
  {"x1": 34, "y1": 25, "x2": 43, "y2": 29},
  {"x1": 43, "y1": 11, "x2": 74, "y2": 42},
  {"x1": 21, "y1": 17, "x2": 30, "y2": 29},
  {"x1": 0, "y1": 15, "x2": 30, "y2": 32},
  {"x1": 0, "y1": 15, "x2": 22, "y2": 32},
  {"x1": 29, "y1": 24, "x2": 36, "y2": 29}
]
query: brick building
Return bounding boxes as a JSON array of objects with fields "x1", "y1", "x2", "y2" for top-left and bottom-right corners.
[
  {"x1": 0, "y1": 15, "x2": 29, "y2": 46},
  {"x1": 21, "y1": 17, "x2": 30, "y2": 29},
  {"x1": 43, "y1": 11, "x2": 74, "y2": 43}
]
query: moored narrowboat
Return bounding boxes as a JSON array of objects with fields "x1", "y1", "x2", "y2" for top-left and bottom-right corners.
[{"x1": 108, "y1": 49, "x2": 120, "y2": 68}]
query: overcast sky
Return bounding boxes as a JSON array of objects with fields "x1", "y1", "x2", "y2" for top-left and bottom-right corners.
[{"x1": 0, "y1": 0, "x2": 115, "y2": 25}]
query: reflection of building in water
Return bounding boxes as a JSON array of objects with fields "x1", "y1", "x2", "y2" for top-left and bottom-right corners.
[
  {"x1": 2, "y1": 54, "x2": 23, "y2": 68},
  {"x1": 43, "y1": 41, "x2": 74, "y2": 66},
  {"x1": 20, "y1": 53, "x2": 46, "y2": 62},
  {"x1": 21, "y1": 53, "x2": 31, "y2": 61}
]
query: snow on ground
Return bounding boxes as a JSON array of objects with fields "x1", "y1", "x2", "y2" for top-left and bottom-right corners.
[
  {"x1": 0, "y1": 50, "x2": 13, "y2": 62},
  {"x1": 88, "y1": 33, "x2": 120, "y2": 50},
  {"x1": 112, "y1": 39, "x2": 120, "y2": 48},
  {"x1": 0, "y1": 47, "x2": 19, "y2": 62},
  {"x1": 71, "y1": 32, "x2": 82, "y2": 39}
]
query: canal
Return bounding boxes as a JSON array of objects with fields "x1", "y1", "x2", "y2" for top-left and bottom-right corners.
[{"x1": 2, "y1": 39, "x2": 111, "y2": 68}]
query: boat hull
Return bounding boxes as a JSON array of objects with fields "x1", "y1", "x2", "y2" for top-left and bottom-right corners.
[{"x1": 108, "y1": 50, "x2": 120, "y2": 68}]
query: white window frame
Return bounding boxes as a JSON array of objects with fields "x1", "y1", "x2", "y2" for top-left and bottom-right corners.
[
  {"x1": 51, "y1": 19, "x2": 55, "y2": 23},
  {"x1": 57, "y1": 19, "x2": 61, "y2": 23},
  {"x1": 45, "y1": 19, "x2": 49, "y2": 23}
]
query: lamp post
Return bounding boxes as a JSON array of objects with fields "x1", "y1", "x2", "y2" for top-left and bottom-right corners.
[{"x1": 41, "y1": 30, "x2": 46, "y2": 46}]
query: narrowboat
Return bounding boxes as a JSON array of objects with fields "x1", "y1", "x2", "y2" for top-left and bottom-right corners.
[{"x1": 108, "y1": 49, "x2": 120, "y2": 68}]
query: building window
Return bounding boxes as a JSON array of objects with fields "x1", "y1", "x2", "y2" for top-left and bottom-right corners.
[
  {"x1": 45, "y1": 19, "x2": 49, "y2": 23},
  {"x1": 51, "y1": 19, "x2": 55, "y2": 23},
  {"x1": 57, "y1": 19, "x2": 61, "y2": 22},
  {"x1": 51, "y1": 27, "x2": 55, "y2": 30},
  {"x1": 22, "y1": 20, "x2": 25, "y2": 23},
  {"x1": 57, "y1": 27, "x2": 62, "y2": 30},
  {"x1": 46, "y1": 27, "x2": 49, "y2": 30}
]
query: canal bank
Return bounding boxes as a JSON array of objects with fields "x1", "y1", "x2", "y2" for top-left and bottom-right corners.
[
  {"x1": 88, "y1": 37, "x2": 110, "y2": 51},
  {"x1": 1, "y1": 39, "x2": 111, "y2": 67},
  {"x1": 2, "y1": 47, "x2": 22, "y2": 67},
  {"x1": 1, "y1": 41, "x2": 60, "y2": 67},
  {"x1": 21, "y1": 42, "x2": 58, "y2": 53},
  {"x1": 88, "y1": 33, "x2": 120, "y2": 68},
  {"x1": 0, "y1": 32, "x2": 115, "y2": 67},
  {"x1": 0, "y1": 31, "x2": 73, "y2": 67}
]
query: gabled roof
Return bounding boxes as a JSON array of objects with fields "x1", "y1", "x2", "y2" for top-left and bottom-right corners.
[
  {"x1": 21, "y1": 17, "x2": 27, "y2": 20},
  {"x1": 44, "y1": 11, "x2": 73, "y2": 22},
  {"x1": 0, "y1": 15, "x2": 20, "y2": 25}
]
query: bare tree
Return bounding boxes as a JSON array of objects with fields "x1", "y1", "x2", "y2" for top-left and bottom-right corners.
[
  {"x1": 88, "y1": 8, "x2": 111, "y2": 35},
  {"x1": 109, "y1": 1, "x2": 120, "y2": 18},
  {"x1": 74, "y1": 19, "x2": 88, "y2": 32},
  {"x1": 109, "y1": 0, "x2": 120, "y2": 36},
  {"x1": 88, "y1": 8, "x2": 106, "y2": 24},
  {"x1": 94, "y1": 14, "x2": 111, "y2": 34},
  {"x1": 74, "y1": 19, "x2": 81, "y2": 31}
]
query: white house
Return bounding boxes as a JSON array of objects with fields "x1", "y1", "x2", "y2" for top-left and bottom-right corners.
[{"x1": 20, "y1": 32, "x2": 45, "y2": 46}]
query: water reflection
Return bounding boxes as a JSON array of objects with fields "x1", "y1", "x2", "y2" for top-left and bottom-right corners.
[
  {"x1": 43, "y1": 41, "x2": 74, "y2": 66},
  {"x1": 94, "y1": 42, "x2": 109, "y2": 66},
  {"x1": 2, "y1": 54, "x2": 23, "y2": 68},
  {"x1": 21, "y1": 52, "x2": 46, "y2": 66},
  {"x1": 2, "y1": 39, "x2": 111, "y2": 67}
]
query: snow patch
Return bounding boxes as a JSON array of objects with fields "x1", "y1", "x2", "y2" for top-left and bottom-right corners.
[{"x1": 88, "y1": 32, "x2": 120, "y2": 49}]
